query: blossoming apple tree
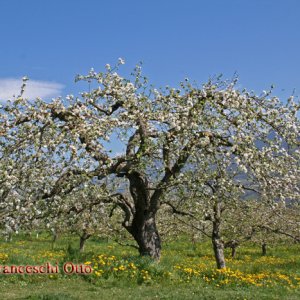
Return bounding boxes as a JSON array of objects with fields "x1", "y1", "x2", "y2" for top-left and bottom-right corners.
[{"x1": 0, "y1": 61, "x2": 299, "y2": 261}]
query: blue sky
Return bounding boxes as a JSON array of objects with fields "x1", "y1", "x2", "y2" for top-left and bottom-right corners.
[{"x1": 0, "y1": 0, "x2": 300, "y2": 101}]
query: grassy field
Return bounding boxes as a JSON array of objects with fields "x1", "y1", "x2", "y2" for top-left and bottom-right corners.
[{"x1": 0, "y1": 234, "x2": 299, "y2": 299}]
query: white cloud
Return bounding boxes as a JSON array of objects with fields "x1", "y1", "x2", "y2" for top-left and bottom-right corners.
[{"x1": 0, "y1": 78, "x2": 64, "y2": 101}]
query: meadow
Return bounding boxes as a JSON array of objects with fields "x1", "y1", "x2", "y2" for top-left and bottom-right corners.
[{"x1": 0, "y1": 234, "x2": 299, "y2": 300}]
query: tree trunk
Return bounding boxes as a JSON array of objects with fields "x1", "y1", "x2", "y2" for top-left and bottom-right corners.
[
  {"x1": 122, "y1": 171, "x2": 161, "y2": 260},
  {"x1": 51, "y1": 230, "x2": 57, "y2": 250},
  {"x1": 212, "y1": 230, "x2": 225, "y2": 269},
  {"x1": 79, "y1": 232, "x2": 91, "y2": 253},
  {"x1": 231, "y1": 245, "x2": 237, "y2": 258},
  {"x1": 212, "y1": 202, "x2": 226, "y2": 269},
  {"x1": 129, "y1": 212, "x2": 161, "y2": 260},
  {"x1": 5, "y1": 232, "x2": 12, "y2": 242},
  {"x1": 224, "y1": 240, "x2": 239, "y2": 258},
  {"x1": 262, "y1": 242, "x2": 267, "y2": 256},
  {"x1": 191, "y1": 234, "x2": 197, "y2": 251}
]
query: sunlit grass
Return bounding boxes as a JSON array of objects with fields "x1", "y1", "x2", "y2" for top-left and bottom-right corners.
[{"x1": 0, "y1": 233, "x2": 299, "y2": 299}]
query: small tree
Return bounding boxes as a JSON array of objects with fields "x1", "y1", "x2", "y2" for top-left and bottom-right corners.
[
  {"x1": 49, "y1": 183, "x2": 117, "y2": 252},
  {"x1": 159, "y1": 87, "x2": 300, "y2": 268}
]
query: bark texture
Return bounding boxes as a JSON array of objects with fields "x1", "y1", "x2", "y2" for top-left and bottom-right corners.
[
  {"x1": 130, "y1": 213, "x2": 161, "y2": 259},
  {"x1": 212, "y1": 201, "x2": 226, "y2": 269},
  {"x1": 121, "y1": 171, "x2": 162, "y2": 260}
]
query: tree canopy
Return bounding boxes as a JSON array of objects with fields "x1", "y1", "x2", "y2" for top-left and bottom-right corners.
[{"x1": 1, "y1": 61, "x2": 299, "y2": 264}]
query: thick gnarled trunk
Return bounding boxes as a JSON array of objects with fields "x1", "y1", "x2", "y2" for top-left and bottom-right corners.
[
  {"x1": 116, "y1": 119, "x2": 190, "y2": 260},
  {"x1": 122, "y1": 171, "x2": 161, "y2": 260},
  {"x1": 130, "y1": 212, "x2": 161, "y2": 260}
]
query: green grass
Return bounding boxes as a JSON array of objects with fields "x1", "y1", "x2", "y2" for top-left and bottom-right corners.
[{"x1": 0, "y1": 233, "x2": 299, "y2": 299}]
